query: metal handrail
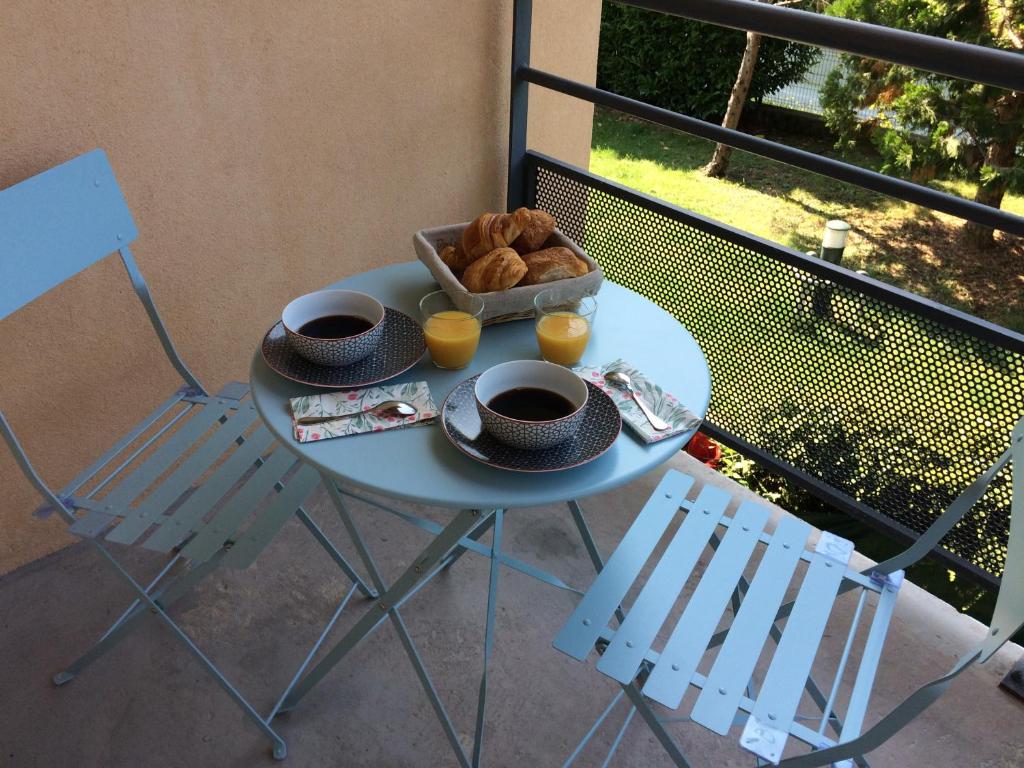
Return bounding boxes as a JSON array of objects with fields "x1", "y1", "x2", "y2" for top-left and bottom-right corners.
[
  {"x1": 621, "y1": 0, "x2": 1024, "y2": 92},
  {"x1": 521, "y1": 66, "x2": 1024, "y2": 236}
]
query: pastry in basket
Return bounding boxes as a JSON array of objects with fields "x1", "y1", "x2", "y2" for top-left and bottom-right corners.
[
  {"x1": 511, "y1": 209, "x2": 556, "y2": 254},
  {"x1": 519, "y1": 247, "x2": 589, "y2": 286},
  {"x1": 440, "y1": 208, "x2": 532, "y2": 274},
  {"x1": 461, "y1": 247, "x2": 528, "y2": 293}
]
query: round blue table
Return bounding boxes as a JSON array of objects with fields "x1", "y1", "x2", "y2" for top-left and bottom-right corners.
[
  {"x1": 249, "y1": 261, "x2": 711, "y2": 766},
  {"x1": 250, "y1": 261, "x2": 711, "y2": 509}
]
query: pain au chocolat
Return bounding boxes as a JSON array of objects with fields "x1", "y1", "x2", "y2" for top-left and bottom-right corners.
[{"x1": 461, "y1": 247, "x2": 528, "y2": 293}]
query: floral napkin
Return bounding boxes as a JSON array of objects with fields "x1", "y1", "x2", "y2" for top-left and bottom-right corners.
[
  {"x1": 573, "y1": 359, "x2": 702, "y2": 444},
  {"x1": 290, "y1": 381, "x2": 437, "y2": 443}
]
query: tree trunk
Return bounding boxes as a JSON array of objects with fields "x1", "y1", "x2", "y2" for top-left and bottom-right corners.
[
  {"x1": 963, "y1": 92, "x2": 1022, "y2": 249},
  {"x1": 705, "y1": 30, "x2": 762, "y2": 178},
  {"x1": 963, "y1": 137, "x2": 1017, "y2": 249}
]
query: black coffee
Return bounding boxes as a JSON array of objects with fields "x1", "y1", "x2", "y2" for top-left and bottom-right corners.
[
  {"x1": 298, "y1": 314, "x2": 373, "y2": 339},
  {"x1": 487, "y1": 387, "x2": 577, "y2": 422}
]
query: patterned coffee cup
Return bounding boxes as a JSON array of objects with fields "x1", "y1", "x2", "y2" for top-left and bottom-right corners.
[
  {"x1": 475, "y1": 360, "x2": 588, "y2": 450},
  {"x1": 282, "y1": 290, "x2": 385, "y2": 367}
]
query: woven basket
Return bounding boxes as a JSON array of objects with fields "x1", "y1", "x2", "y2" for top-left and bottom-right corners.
[{"x1": 412, "y1": 222, "x2": 603, "y2": 325}]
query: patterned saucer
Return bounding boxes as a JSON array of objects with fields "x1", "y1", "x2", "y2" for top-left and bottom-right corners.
[
  {"x1": 441, "y1": 375, "x2": 621, "y2": 472},
  {"x1": 261, "y1": 307, "x2": 425, "y2": 389}
]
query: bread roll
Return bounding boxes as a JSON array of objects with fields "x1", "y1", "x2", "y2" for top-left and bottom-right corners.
[
  {"x1": 461, "y1": 248, "x2": 528, "y2": 293},
  {"x1": 518, "y1": 247, "x2": 589, "y2": 286},
  {"x1": 512, "y1": 209, "x2": 556, "y2": 254},
  {"x1": 459, "y1": 209, "x2": 532, "y2": 266},
  {"x1": 439, "y1": 244, "x2": 467, "y2": 274}
]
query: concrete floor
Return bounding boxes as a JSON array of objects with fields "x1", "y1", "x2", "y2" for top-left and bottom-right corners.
[{"x1": 1, "y1": 453, "x2": 1021, "y2": 767}]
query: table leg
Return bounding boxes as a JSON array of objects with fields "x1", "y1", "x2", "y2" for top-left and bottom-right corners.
[
  {"x1": 280, "y1": 477, "x2": 494, "y2": 768},
  {"x1": 284, "y1": 491, "x2": 618, "y2": 766},
  {"x1": 442, "y1": 513, "x2": 496, "y2": 571},
  {"x1": 334, "y1": 485, "x2": 578, "y2": 595},
  {"x1": 567, "y1": 499, "x2": 625, "y2": 624},
  {"x1": 566, "y1": 499, "x2": 606, "y2": 571},
  {"x1": 472, "y1": 508, "x2": 503, "y2": 767},
  {"x1": 621, "y1": 682, "x2": 692, "y2": 768}
]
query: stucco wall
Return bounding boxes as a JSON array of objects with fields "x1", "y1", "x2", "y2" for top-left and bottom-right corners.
[{"x1": 0, "y1": 1, "x2": 601, "y2": 574}]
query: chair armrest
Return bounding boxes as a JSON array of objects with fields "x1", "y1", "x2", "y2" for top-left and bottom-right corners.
[{"x1": 869, "y1": 447, "x2": 1012, "y2": 577}]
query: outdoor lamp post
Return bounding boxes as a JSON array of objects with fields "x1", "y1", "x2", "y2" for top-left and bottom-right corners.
[
  {"x1": 812, "y1": 219, "x2": 851, "y2": 318},
  {"x1": 820, "y1": 219, "x2": 851, "y2": 264}
]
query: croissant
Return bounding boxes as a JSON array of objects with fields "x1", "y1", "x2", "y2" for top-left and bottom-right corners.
[
  {"x1": 439, "y1": 244, "x2": 470, "y2": 274},
  {"x1": 519, "y1": 247, "x2": 589, "y2": 286},
  {"x1": 460, "y1": 208, "x2": 532, "y2": 264},
  {"x1": 461, "y1": 247, "x2": 528, "y2": 293},
  {"x1": 512, "y1": 209, "x2": 557, "y2": 254}
]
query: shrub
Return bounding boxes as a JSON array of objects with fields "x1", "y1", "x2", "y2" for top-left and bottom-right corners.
[{"x1": 597, "y1": 2, "x2": 818, "y2": 122}]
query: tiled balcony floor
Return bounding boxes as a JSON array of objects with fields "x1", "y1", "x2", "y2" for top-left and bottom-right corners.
[{"x1": 1, "y1": 453, "x2": 1021, "y2": 767}]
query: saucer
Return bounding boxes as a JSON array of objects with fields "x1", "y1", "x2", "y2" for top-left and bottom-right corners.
[
  {"x1": 261, "y1": 307, "x2": 425, "y2": 389},
  {"x1": 441, "y1": 375, "x2": 621, "y2": 472}
]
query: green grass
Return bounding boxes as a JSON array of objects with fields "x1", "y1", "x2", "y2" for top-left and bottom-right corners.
[
  {"x1": 581, "y1": 109, "x2": 1022, "y2": 612},
  {"x1": 590, "y1": 110, "x2": 1024, "y2": 332}
]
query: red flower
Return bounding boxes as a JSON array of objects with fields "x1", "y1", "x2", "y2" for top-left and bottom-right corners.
[
  {"x1": 310, "y1": 432, "x2": 321, "y2": 440},
  {"x1": 686, "y1": 432, "x2": 721, "y2": 468},
  {"x1": 347, "y1": 393, "x2": 358, "y2": 400},
  {"x1": 373, "y1": 425, "x2": 383, "y2": 431}
]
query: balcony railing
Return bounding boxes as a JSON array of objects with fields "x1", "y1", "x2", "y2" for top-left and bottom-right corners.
[{"x1": 507, "y1": 0, "x2": 1024, "y2": 589}]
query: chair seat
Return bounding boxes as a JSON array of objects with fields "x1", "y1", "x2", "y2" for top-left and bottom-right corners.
[
  {"x1": 63, "y1": 382, "x2": 318, "y2": 569},
  {"x1": 554, "y1": 469, "x2": 904, "y2": 765}
]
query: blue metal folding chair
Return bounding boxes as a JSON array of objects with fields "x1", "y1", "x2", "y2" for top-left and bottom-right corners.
[
  {"x1": 0, "y1": 150, "x2": 376, "y2": 760},
  {"x1": 555, "y1": 418, "x2": 1024, "y2": 767}
]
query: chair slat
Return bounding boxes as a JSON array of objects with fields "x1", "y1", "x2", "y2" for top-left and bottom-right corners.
[
  {"x1": 100, "y1": 399, "x2": 232, "y2": 519},
  {"x1": 740, "y1": 533, "x2": 854, "y2": 764},
  {"x1": 141, "y1": 427, "x2": 275, "y2": 554},
  {"x1": 60, "y1": 390, "x2": 188, "y2": 497},
  {"x1": 553, "y1": 470, "x2": 696, "y2": 660},
  {"x1": 220, "y1": 463, "x2": 321, "y2": 570},
  {"x1": 841, "y1": 572, "x2": 902, "y2": 741},
  {"x1": 595, "y1": 485, "x2": 731, "y2": 683},
  {"x1": 106, "y1": 405, "x2": 259, "y2": 545},
  {"x1": 640, "y1": 501, "x2": 771, "y2": 709},
  {"x1": 690, "y1": 515, "x2": 813, "y2": 734},
  {"x1": 180, "y1": 447, "x2": 298, "y2": 563},
  {"x1": 69, "y1": 507, "x2": 120, "y2": 538}
]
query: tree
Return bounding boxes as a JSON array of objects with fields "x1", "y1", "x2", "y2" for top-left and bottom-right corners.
[
  {"x1": 821, "y1": 0, "x2": 1024, "y2": 248},
  {"x1": 704, "y1": 14, "x2": 765, "y2": 177},
  {"x1": 705, "y1": 1, "x2": 814, "y2": 178},
  {"x1": 597, "y1": 3, "x2": 817, "y2": 123}
]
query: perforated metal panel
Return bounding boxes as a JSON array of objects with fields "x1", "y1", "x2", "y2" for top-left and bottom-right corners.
[{"x1": 533, "y1": 157, "x2": 1021, "y2": 583}]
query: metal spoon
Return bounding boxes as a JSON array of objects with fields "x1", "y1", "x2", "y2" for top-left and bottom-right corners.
[
  {"x1": 603, "y1": 371, "x2": 671, "y2": 431},
  {"x1": 296, "y1": 400, "x2": 417, "y2": 425}
]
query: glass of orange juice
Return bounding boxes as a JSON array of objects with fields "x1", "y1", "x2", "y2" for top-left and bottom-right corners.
[
  {"x1": 420, "y1": 290, "x2": 485, "y2": 369},
  {"x1": 534, "y1": 287, "x2": 597, "y2": 366}
]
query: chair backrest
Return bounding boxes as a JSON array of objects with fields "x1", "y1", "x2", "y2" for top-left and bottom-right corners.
[
  {"x1": 1, "y1": 150, "x2": 205, "y2": 514},
  {"x1": 779, "y1": 418, "x2": 1023, "y2": 767},
  {"x1": 1, "y1": 149, "x2": 203, "y2": 392},
  {"x1": 980, "y1": 415, "x2": 1024, "y2": 660},
  {"x1": 0, "y1": 149, "x2": 138, "y2": 321}
]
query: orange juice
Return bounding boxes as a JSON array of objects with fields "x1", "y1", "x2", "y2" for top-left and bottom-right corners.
[
  {"x1": 424, "y1": 310, "x2": 482, "y2": 369},
  {"x1": 536, "y1": 311, "x2": 590, "y2": 366}
]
